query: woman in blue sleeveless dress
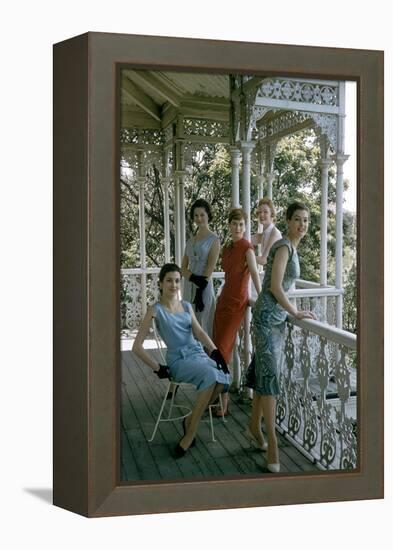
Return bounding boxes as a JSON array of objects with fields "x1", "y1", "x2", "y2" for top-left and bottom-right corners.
[
  {"x1": 133, "y1": 263, "x2": 231, "y2": 457},
  {"x1": 182, "y1": 199, "x2": 220, "y2": 337},
  {"x1": 245, "y1": 202, "x2": 316, "y2": 473}
]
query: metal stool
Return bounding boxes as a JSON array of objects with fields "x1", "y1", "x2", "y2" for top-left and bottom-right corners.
[{"x1": 148, "y1": 318, "x2": 226, "y2": 443}]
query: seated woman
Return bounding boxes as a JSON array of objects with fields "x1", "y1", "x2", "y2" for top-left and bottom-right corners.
[{"x1": 132, "y1": 263, "x2": 231, "y2": 458}]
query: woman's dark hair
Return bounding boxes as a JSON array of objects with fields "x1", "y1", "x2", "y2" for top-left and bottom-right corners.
[
  {"x1": 228, "y1": 207, "x2": 247, "y2": 224},
  {"x1": 190, "y1": 198, "x2": 213, "y2": 222},
  {"x1": 286, "y1": 201, "x2": 310, "y2": 220},
  {"x1": 158, "y1": 263, "x2": 182, "y2": 283}
]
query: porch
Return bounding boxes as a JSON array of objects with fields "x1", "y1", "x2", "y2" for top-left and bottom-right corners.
[
  {"x1": 121, "y1": 345, "x2": 320, "y2": 481},
  {"x1": 119, "y1": 69, "x2": 357, "y2": 479}
]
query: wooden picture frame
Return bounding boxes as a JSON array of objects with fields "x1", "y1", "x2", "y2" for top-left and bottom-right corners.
[{"x1": 53, "y1": 32, "x2": 383, "y2": 517}]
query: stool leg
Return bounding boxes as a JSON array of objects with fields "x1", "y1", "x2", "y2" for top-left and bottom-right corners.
[
  {"x1": 208, "y1": 405, "x2": 216, "y2": 441},
  {"x1": 218, "y1": 394, "x2": 227, "y2": 423},
  {"x1": 148, "y1": 384, "x2": 171, "y2": 442}
]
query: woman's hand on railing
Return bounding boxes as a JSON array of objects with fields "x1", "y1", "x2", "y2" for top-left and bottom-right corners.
[{"x1": 295, "y1": 310, "x2": 317, "y2": 320}]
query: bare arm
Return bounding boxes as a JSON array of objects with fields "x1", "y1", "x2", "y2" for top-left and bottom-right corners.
[
  {"x1": 246, "y1": 248, "x2": 262, "y2": 295},
  {"x1": 251, "y1": 232, "x2": 262, "y2": 247},
  {"x1": 181, "y1": 253, "x2": 192, "y2": 280},
  {"x1": 261, "y1": 227, "x2": 281, "y2": 264},
  {"x1": 132, "y1": 307, "x2": 160, "y2": 371},
  {"x1": 270, "y1": 247, "x2": 316, "y2": 320},
  {"x1": 190, "y1": 308, "x2": 216, "y2": 353},
  {"x1": 202, "y1": 238, "x2": 220, "y2": 278}
]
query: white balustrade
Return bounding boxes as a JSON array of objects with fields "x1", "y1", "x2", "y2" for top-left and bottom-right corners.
[{"x1": 276, "y1": 316, "x2": 356, "y2": 470}]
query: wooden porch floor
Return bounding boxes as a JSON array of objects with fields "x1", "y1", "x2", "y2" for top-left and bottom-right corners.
[{"x1": 121, "y1": 348, "x2": 320, "y2": 481}]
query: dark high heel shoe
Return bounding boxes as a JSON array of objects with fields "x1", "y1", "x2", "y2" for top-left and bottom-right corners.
[
  {"x1": 182, "y1": 417, "x2": 196, "y2": 448},
  {"x1": 173, "y1": 442, "x2": 188, "y2": 458}
]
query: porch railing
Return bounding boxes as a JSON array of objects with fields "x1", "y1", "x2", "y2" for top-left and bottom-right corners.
[
  {"x1": 120, "y1": 268, "x2": 341, "y2": 332},
  {"x1": 276, "y1": 317, "x2": 356, "y2": 470}
]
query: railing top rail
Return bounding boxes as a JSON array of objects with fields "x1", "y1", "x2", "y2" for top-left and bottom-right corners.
[
  {"x1": 121, "y1": 267, "x2": 226, "y2": 277},
  {"x1": 295, "y1": 278, "x2": 333, "y2": 289},
  {"x1": 288, "y1": 288, "x2": 343, "y2": 298},
  {"x1": 121, "y1": 267, "x2": 161, "y2": 275},
  {"x1": 288, "y1": 316, "x2": 356, "y2": 349}
]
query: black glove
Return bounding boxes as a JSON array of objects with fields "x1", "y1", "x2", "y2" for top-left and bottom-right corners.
[
  {"x1": 193, "y1": 287, "x2": 205, "y2": 312},
  {"x1": 154, "y1": 364, "x2": 170, "y2": 379},
  {"x1": 210, "y1": 349, "x2": 229, "y2": 374},
  {"x1": 189, "y1": 273, "x2": 208, "y2": 290}
]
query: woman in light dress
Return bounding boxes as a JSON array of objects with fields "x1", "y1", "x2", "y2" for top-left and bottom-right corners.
[
  {"x1": 132, "y1": 263, "x2": 230, "y2": 458},
  {"x1": 249, "y1": 198, "x2": 282, "y2": 303},
  {"x1": 182, "y1": 199, "x2": 220, "y2": 337}
]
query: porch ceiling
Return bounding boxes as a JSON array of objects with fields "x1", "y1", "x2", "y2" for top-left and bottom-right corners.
[{"x1": 121, "y1": 69, "x2": 230, "y2": 129}]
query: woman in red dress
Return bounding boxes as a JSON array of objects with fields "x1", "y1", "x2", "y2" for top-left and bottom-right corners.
[{"x1": 213, "y1": 208, "x2": 261, "y2": 415}]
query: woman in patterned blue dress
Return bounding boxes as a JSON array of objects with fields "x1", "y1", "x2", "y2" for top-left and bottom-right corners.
[
  {"x1": 245, "y1": 202, "x2": 316, "y2": 473},
  {"x1": 182, "y1": 199, "x2": 220, "y2": 337},
  {"x1": 133, "y1": 263, "x2": 231, "y2": 457}
]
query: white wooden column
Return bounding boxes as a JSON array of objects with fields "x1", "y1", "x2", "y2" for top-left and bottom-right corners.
[
  {"x1": 173, "y1": 172, "x2": 181, "y2": 267},
  {"x1": 333, "y1": 153, "x2": 349, "y2": 329},
  {"x1": 238, "y1": 140, "x2": 255, "y2": 391},
  {"x1": 137, "y1": 149, "x2": 147, "y2": 316},
  {"x1": 240, "y1": 141, "x2": 255, "y2": 240},
  {"x1": 162, "y1": 148, "x2": 171, "y2": 263},
  {"x1": 174, "y1": 116, "x2": 186, "y2": 267},
  {"x1": 319, "y1": 142, "x2": 332, "y2": 287},
  {"x1": 264, "y1": 142, "x2": 276, "y2": 200},
  {"x1": 230, "y1": 146, "x2": 241, "y2": 207},
  {"x1": 333, "y1": 81, "x2": 349, "y2": 328},
  {"x1": 257, "y1": 145, "x2": 266, "y2": 236},
  {"x1": 257, "y1": 144, "x2": 265, "y2": 201},
  {"x1": 178, "y1": 169, "x2": 186, "y2": 258}
]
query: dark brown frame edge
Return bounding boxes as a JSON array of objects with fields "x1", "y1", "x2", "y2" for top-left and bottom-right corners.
[{"x1": 53, "y1": 32, "x2": 384, "y2": 517}]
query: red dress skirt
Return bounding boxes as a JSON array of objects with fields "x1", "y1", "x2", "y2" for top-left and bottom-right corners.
[{"x1": 213, "y1": 238, "x2": 252, "y2": 363}]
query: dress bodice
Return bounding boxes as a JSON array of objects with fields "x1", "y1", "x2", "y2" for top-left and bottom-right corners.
[
  {"x1": 153, "y1": 301, "x2": 196, "y2": 350},
  {"x1": 221, "y1": 238, "x2": 253, "y2": 297},
  {"x1": 185, "y1": 233, "x2": 219, "y2": 276},
  {"x1": 255, "y1": 237, "x2": 300, "y2": 326}
]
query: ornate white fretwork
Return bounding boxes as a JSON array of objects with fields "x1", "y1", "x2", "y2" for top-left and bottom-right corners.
[
  {"x1": 258, "y1": 111, "x2": 311, "y2": 140},
  {"x1": 310, "y1": 113, "x2": 338, "y2": 152},
  {"x1": 183, "y1": 118, "x2": 230, "y2": 139},
  {"x1": 257, "y1": 78, "x2": 339, "y2": 107},
  {"x1": 276, "y1": 317, "x2": 356, "y2": 470},
  {"x1": 120, "y1": 128, "x2": 164, "y2": 146},
  {"x1": 249, "y1": 106, "x2": 270, "y2": 134},
  {"x1": 120, "y1": 270, "x2": 161, "y2": 331}
]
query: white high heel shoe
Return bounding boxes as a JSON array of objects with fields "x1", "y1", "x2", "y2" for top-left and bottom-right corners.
[
  {"x1": 244, "y1": 426, "x2": 268, "y2": 451},
  {"x1": 267, "y1": 463, "x2": 280, "y2": 473}
]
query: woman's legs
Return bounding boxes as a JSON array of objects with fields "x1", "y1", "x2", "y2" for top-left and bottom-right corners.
[
  {"x1": 260, "y1": 395, "x2": 279, "y2": 464},
  {"x1": 208, "y1": 383, "x2": 225, "y2": 406},
  {"x1": 249, "y1": 393, "x2": 267, "y2": 447},
  {"x1": 180, "y1": 383, "x2": 217, "y2": 449}
]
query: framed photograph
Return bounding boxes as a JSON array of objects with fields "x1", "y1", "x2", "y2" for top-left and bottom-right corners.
[{"x1": 53, "y1": 32, "x2": 383, "y2": 517}]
